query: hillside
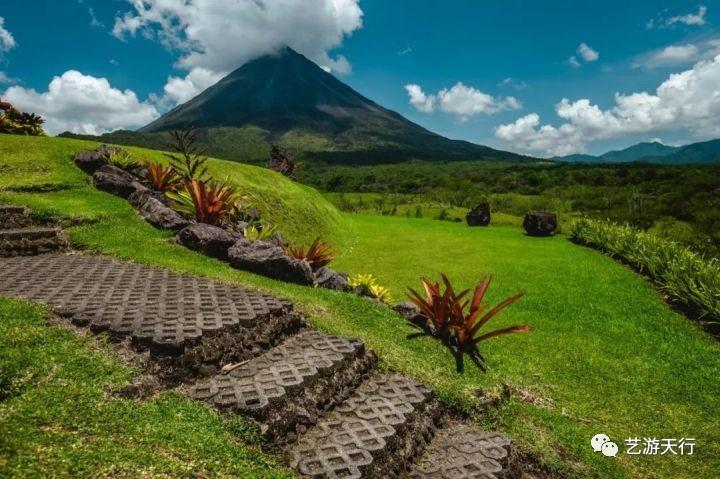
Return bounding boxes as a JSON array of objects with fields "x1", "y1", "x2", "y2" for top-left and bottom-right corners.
[
  {"x1": 554, "y1": 139, "x2": 720, "y2": 164},
  {"x1": 61, "y1": 48, "x2": 529, "y2": 165}
]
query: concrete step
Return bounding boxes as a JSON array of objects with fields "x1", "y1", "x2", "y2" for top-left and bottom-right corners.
[
  {"x1": 288, "y1": 373, "x2": 441, "y2": 479},
  {"x1": 0, "y1": 205, "x2": 33, "y2": 229},
  {"x1": 190, "y1": 330, "x2": 376, "y2": 444},
  {"x1": 0, "y1": 227, "x2": 66, "y2": 257},
  {"x1": 406, "y1": 423, "x2": 510, "y2": 479},
  {"x1": 0, "y1": 253, "x2": 301, "y2": 384}
]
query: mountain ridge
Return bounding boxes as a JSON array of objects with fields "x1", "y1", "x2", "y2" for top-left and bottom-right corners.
[{"x1": 553, "y1": 140, "x2": 720, "y2": 165}]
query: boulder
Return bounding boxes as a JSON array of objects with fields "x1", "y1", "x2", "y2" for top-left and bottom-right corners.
[
  {"x1": 523, "y1": 211, "x2": 558, "y2": 237},
  {"x1": 466, "y1": 202, "x2": 491, "y2": 227},
  {"x1": 177, "y1": 224, "x2": 240, "y2": 260},
  {"x1": 73, "y1": 150, "x2": 106, "y2": 174},
  {"x1": 92, "y1": 165, "x2": 147, "y2": 199},
  {"x1": 136, "y1": 197, "x2": 189, "y2": 231},
  {"x1": 392, "y1": 302, "x2": 427, "y2": 327},
  {"x1": 314, "y1": 266, "x2": 350, "y2": 291},
  {"x1": 129, "y1": 164, "x2": 150, "y2": 181},
  {"x1": 128, "y1": 189, "x2": 168, "y2": 208},
  {"x1": 228, "y1": 238, "x2": 314, "y2": 285}
]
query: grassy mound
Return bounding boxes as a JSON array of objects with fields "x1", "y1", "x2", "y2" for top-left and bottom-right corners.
[
  {"x1": 0, "y1": 134, "x2": 351, "y2": 247},
  {"x1": 1, "y1": 134, "x2": 719, "y2": 478}
]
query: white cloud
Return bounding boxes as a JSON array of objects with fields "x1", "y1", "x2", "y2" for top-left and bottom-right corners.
[
  {"x1": 648, "y1": 5, "x2": 708, "y2": 29},
  {"x1": 113, "y1": 0, "x2": 363, "y2": 83},
  {"x1": 162, "y1": 67, "x2": 225, "y2": 106},
  {"x1": 0, "y1": 16, "x2": 16, "y2": 52},
  {"x1": 498, "y1": 77, "x2": 527, "y2": 90},
  {"x1": 568, "y1": 56, "x2": 581, "y2": 68},
  {"x1": 635, "y1": 39, "x2": 720, "y2": 68},
  {"x1": 3, "y1": 70, "x2": 159, "y2": 135},
  {"x1": 577, "y1": 43, "x2": 599, "y2": 62},
  {"x1": 405, "y1": 84, "x2": 436, "y2": 113},
  {"x1": 0, "y1": 71, "x2": 17, "y2": 84},
  {"x1": 405, "y1": 82, "x2": 521, "y2": 120},
  {"x1": 495, "y1": 54, "x2": 720, "y2": 156}
]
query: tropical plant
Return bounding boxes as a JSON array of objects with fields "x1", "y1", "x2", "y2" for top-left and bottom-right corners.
[
  {"x1": 164, "y1": 126, "x2": 208, "y2": 180},
  {"x1": 407, "y1": 274, "x2": 529, "y2": 371},
  {"x1": 106, "y1": 149, "x2": 141, "y2": 170},
  {"x1": 167, "y1": 178, "x2": 246, "y2": 225},
  {"x1": 0, "y1": 99, "x2": 45, "y2": 136},
  {"x1": 267, "y1": 144, "x2": 301, "y2": 179},
  {"x1": 348, "y1": 274, "x2": 393, "y2": 303},
  {"x1": 282, "y1": 237, "x2": 336, "y2": 271},
  {"x1": 243, "y1": 223, "x2": 279, "y2": 241},
  {"x1": 146, "y1": 162, "x2": 182, "y2": 192},
  {"x1": 571, "y1": 217, "x2": 720, "y2": 323}
]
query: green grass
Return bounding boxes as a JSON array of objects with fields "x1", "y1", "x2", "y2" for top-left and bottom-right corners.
[
  {"x1": 1, "y1": 135, "x2": 719, "y2": 478},
  {"x1": 0, "y1": 298, "x2": 292, "y2": 479}
]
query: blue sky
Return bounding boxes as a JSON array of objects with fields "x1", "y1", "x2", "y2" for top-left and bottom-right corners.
[{"x1": 1, "y1": 1, "x2": 719, "y2": 157}]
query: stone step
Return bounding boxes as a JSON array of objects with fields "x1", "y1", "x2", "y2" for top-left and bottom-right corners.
[
  {"x1": 288, "y1": 373, "x2": 441, "y2": 479},
  {"x1": 405, "y1": 423, "x2": 510, "y2": 479},
  {"x1": 0, "y1": 253, "x2": 301, "y2": 384},
  {"x1": 190, "y1": 330, "x2": 377, "y2": 444},
  {"x1": 0, "y1": 228, "x2": 66, "y2": 257},
  {"x1": 0, "y1": 205, "x2": 33, "y2": 229}
]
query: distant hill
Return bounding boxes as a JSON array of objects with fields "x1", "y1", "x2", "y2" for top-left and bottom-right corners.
[
  {"x1": 553, "y1": 140, "x2": 720, "y2": 165},
  {"x1": 62, "y1": 47, "x2": 528, "y2": 165}
]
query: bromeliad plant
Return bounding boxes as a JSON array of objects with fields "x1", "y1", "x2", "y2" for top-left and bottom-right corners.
[
  {"x1": 348, "y1": 274, "x2": 393, "y2": 304},
  {"x1": 282, "y1": 237, "x2": 336, "y2": 272},
  {"x1": 167, "y1": 178, "x2": 246, "y2": 225},
  {"x1": 407, "y1": 274, "x2": 529, "y2": 372},
  {"x1": 146, "y1": 162, "x2": 182, "y2": 192}
]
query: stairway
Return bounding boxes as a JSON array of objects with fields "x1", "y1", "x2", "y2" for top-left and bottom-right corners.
[
  {"x1": 0, "y1": 245, "x2": 513, "y2": 478},
  {"x1": 0, "y1": 206, "x2": 66, "y2": 257}
]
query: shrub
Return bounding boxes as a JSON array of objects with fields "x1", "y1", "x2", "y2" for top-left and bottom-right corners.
[
  {"x1": 0, "y1": 100, "x2": 45, "y2": 136},
  {"x1": 407, "y1": 274, "x2": 528, "y2": 371},
  {"x1": 243, "y1": 223, "x2": 279, "y2": 241},
  {"x1": 167, "y1": 178, "x2": 246, "y2": 225},
  {"x1": 267, "y1": 144, "x2": 301, "y2": 179},
  {"x1": 571, "y1": 217, "x2": 720, "y2": 322},
  {"x1": 348, "y1": 274, "x2": 393, "y2": 303},
  {"x1": 146, "y1": 162, "x2": 182, "y2": 192},
  {"x1": 164, "y1": 126, "x2": 208, "y2": 180},
  {"x1": 106, "y1": 149, "x2": 141, "y2": 170},
  {"x1": 282, "y1": 237, "x2": 336, "y2": 272}
]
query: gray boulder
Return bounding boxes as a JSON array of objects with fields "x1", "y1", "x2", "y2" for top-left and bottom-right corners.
[
  {"x1": 73, "y1": 151, "x2": 106, "y2": 174},
  {"x1": 228, "y1": 238, "x2": 314, "y2": 285},
  {"x1": 314, "y1": 266, "x2": 349, "y2": 291},
  {"x1": 177, "y1": 224, "x2": 240, "y2": 260},
  {"x1": 393, "y1": 302, "x2": 427, "y2": 327},
  {"x1": 93, "y1": 165, "x2": 147, "y2": 199},
  {"x1": 523, "y1": 211, "x2": 558, "y2": 237},
  {"x1": 128, "y1": 189, "x2": 168, "y2": 208},
  {"x1": 466, "y1": 202, "x2": 491, "y2": 227},
  {"x1": 136, "y1": 197, "x2": 189, "y2": 231}
]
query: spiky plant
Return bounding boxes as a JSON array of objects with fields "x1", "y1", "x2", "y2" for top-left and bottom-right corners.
[
  {"x1": 243, "y1": 223, "x2": 279, "y2": 241},
  {"x1": 167, "y1": 178, "x2": 246, "y2": 225},
  {"x1": 164, "y1": 126, "x2": 208, "y2": 180},
  {"x1": 348, "y1": 274, "x2": 392, "y2": 303},
  {"x1": 146, "y1": 162, "x2": 182, "y2": 192},
  {"x1": 282, "y1": 237, "x2": 336, "y2": 271}
]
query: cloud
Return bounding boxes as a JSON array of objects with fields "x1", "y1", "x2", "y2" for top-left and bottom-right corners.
[
  {"x1": 405, "y1": 82, "x2": 521, "y2": 120},
  {"x1": 162, "y1": 67, "x2": 225, "y2": 106},
  {"x1": 568, "y1": 43, "x2": 598, "y2": 67},
  {"x1": 113, "y1": 0, "x2": 362, "y2": 78},
  {"x1": 0, "y1": 71, "x2": 18, "y2": 84},
  {"x1": 635, "y1": 38, "x2": 720, "y2": 68},
  {"x1": 3, "y1": 70, "x2": 159, "y2": 135},
  {"x1": 405, "y1": 84, "x2": 436, "y2": 113},
  {"x1": 577, "y1": 43, "x2": 599, "y2": 62},
  {"x1": 495, "y1": 54, "x2": 720, "y2": 156},
  {"x1": 88, "y1": 7, "x2": 104, "y2": 28},
  {"x1": 398, "y1": 47, "x2": 413, "y2": 56},
  {"x1": 498, "y1": 77, "x2": 527, "y2": 90},
  {"x1": 648, "y1": 5, "x2": 708, "y2": 29},
  {"x1": 0, "y1": 16, "x2": 16, "y2": 52}
]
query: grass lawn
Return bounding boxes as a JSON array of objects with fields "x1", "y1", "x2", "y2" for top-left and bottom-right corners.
[{"x1": 1, "y1": 135, "x2": 719, "y2": 478}]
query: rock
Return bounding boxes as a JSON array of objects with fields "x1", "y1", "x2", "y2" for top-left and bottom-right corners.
[
  {"x1": 228, "y1": 238, "x2": 314, "y2": 285},
  {"x1": 128, "y1": 189, "x2": 169, "y2": 208},
  {"x1": 73, "y1": 150, "x2": 106, "y2": 174},
  {"x1": 393, "y1": 302, "x2": 427, "y2": 327},
  {"x1": 137, "y1": 197, "x2": 189, "y2": 230},
  {"x1": 92, "y1": 165, "x2": 147, "y2": 199},
  {"x1": 177, "y1": 224, "x2": 240, "y2": 260},
  {"x1": 466, "y1": 202, "x2": 491, "y2": 227},
  {"x1": 129, "y1": 164, "x2": 150, "y2": 181},
  {"x1": 523, "y1": 211, "x2": 558, "y2": 237},
  {"x1": 314, "y1": 266, "x2": 349, "y2": 291},
  {"x1": 246, "y1": 207, "x2": 262, "y2": 223}
]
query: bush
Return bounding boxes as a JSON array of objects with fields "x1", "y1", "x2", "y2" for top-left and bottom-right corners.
[
  {"x1": 0, "y1": 100, "x2": 45, "y2": 136},
  {"x1": 570, "y1": 218, "x2": 720, "y2": 321}
]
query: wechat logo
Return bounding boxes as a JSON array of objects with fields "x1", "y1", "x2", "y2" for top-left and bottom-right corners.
[{"x1": 592, "y1": 433, "x2": 619, "y2": 457}]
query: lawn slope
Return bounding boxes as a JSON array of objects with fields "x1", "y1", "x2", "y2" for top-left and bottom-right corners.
[{"x1": 1, "y1": 135, "x2": 719, "y2": 479}]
